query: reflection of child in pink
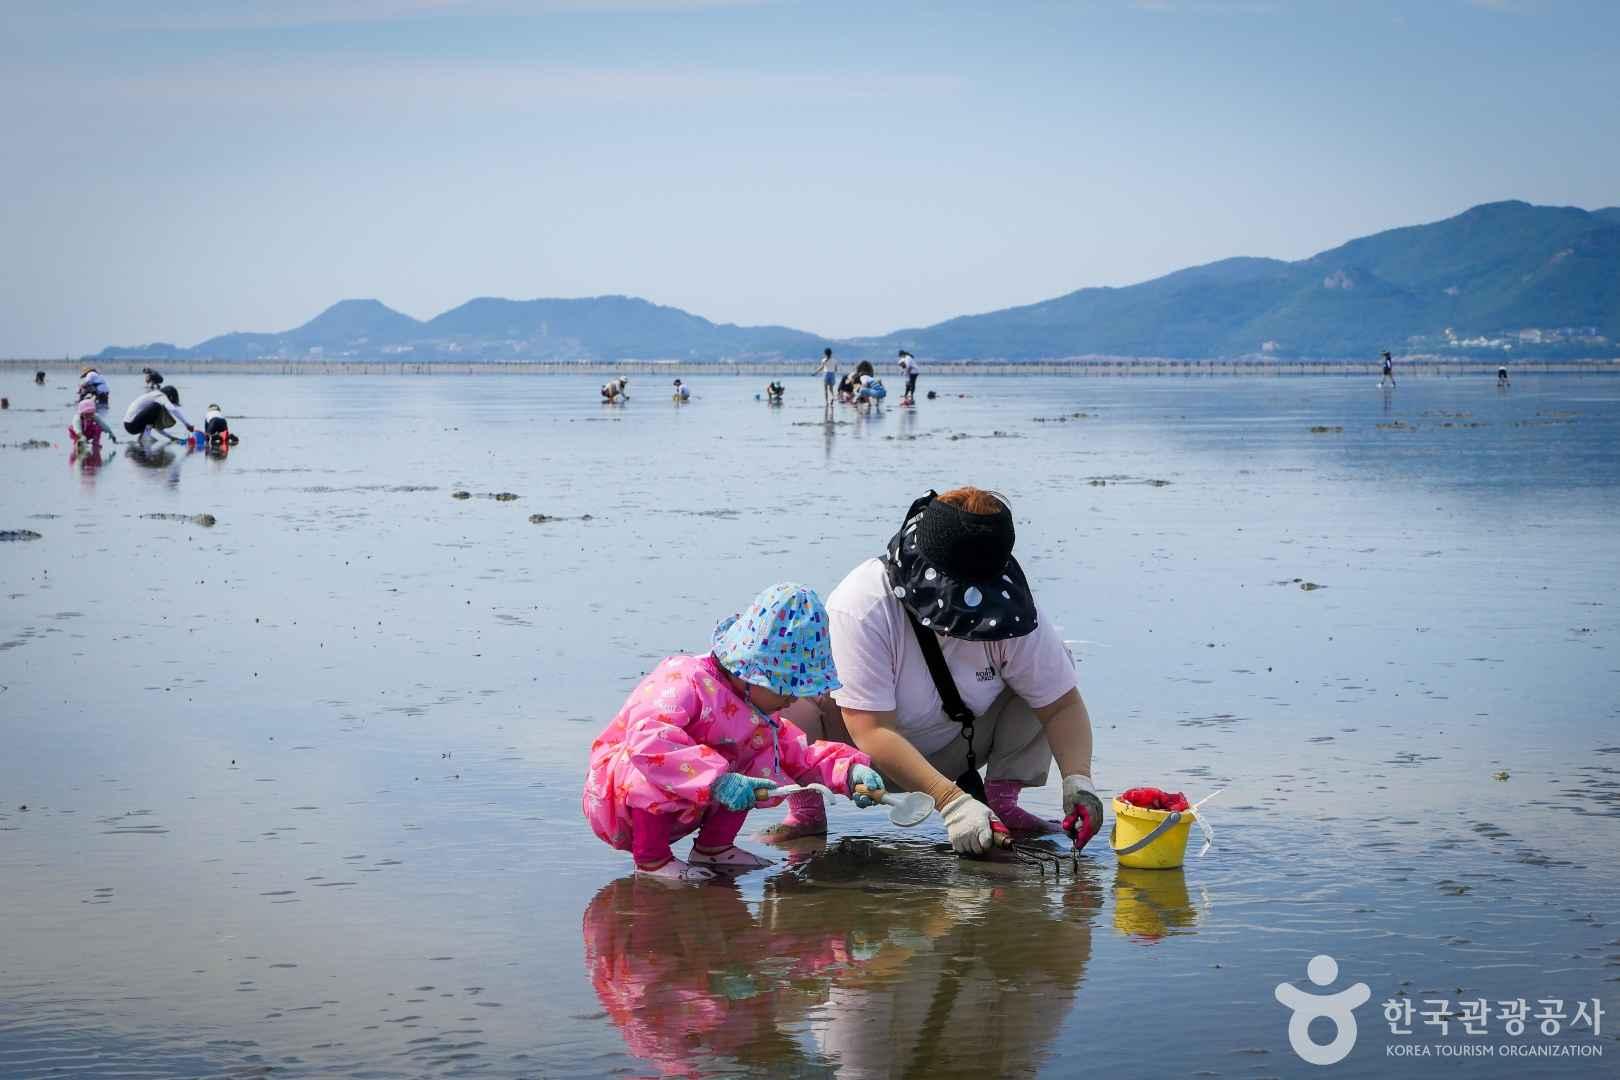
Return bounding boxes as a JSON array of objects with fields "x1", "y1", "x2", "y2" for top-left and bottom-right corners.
[
  {"x1": 582, "y1": 877, "x2": 848, "y2": 1077},
  {"x1": 582, "y1": 582, "x2": 885, "y2": 883}
]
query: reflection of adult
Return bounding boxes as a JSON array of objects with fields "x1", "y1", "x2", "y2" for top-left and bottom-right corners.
[
  {"x1": 769, "y1": 859, "x2": 1098, "y2": 1078},
  {"x1": 776, "y1": 488, "x2": 1103, "y2": 856}
]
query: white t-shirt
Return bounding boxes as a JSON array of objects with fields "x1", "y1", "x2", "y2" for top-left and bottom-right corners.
[
  {"x1": 123, "y1": 389, "x2": 192, "y2": 430},
  {"x1": 827, "y1": 558, "x2": 1077, "y2": 756},
  {"x1": 898, "y1": 355, "x2": 917, "y2": 375}
]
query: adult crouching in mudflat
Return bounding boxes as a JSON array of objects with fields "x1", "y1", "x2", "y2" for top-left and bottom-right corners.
[
  {"x1": 771, "y1": 487, "x2": 1105, "y2": 857},
  {"x1": 123, "y1": 383, "x2": 195, "y2": 442}
]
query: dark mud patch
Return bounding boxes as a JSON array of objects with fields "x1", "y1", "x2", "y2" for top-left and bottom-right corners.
[
  {"x1": 1087, "y1": 475, "x2": 1172, "y2": 487},
  {"x1": 947, "y1": 430, "x2": 1021, "y2": 441},
  {"x1": 1377, "y1": 421, "x2": 1413, "y2": 431},
  {"x1": 1, "y1": 529, "x2": 44, "y2": 541},
  {"x1": 296, "y1": 483, "x2": 438, "y2": 495},
  {"x1": 529, "y1": 513, "x2": 594, "y2": 524},
  {"x1": 3, "y1": 439, "x2": 53, "y2": 450},
  {"x1": 451, "y1": 491, "x2": 519, "y2": 501},
  {"x1": 1309, "y1": 425, "x2": 1343, "y2": 434},
  {"x1": 1273, "y1": 578, "x2": 1324, "y2": 590},
  {"x1": 1033, "y1": 412, "x2": 1090, "y2": 422},
  {"x1": 140, "y1": 513, "x2": 216, "y2": 527}
]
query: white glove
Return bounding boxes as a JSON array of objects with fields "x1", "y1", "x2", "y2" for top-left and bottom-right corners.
[
  {"x1": 1061, "y1": 774, "x2": 1099, "y2": 812},
  {"x1": 940, "y1": 793, "x2": 998, "y2": 856}
]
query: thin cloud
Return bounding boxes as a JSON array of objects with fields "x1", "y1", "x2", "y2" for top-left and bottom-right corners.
[
  {"x1": 7, "y1": 56, "x2": 961, "y2": 112},
  {"x1": 1128, "y1": 0, "x2": 1282, "y2": 13},
  {"x1": 11, "y1": 0, "x2": 773, "y2": 33}
]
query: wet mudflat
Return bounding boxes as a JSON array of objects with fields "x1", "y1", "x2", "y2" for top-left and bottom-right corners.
[{"x1": 2, "y1": 370, "x2": 1618, "y2": 1078}]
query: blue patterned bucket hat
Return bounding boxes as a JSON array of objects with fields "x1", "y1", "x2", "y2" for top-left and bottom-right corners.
[{"x1": 711, "y1": 582, "x2": 840, "y2": 697}]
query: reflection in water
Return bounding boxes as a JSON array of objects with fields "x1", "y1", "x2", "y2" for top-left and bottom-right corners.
[
  {"x1": 68, "y1": 439, "x2": 110, "y2": 489},
  {"x1": 1111, "y1": 867, "x2": 1199, "y2": 943},
  {"x1": 583, "y1": 839, "x2": 1100, "y2": 1078},
  {"x1": 121, "y1": 442, "x2": 177, "y2": 470},
  {"x1": 120, "y1": 441, "x2": 182, "y2": 487},
  {"x1": 896, "y1": 403, "x2": 917, "y2": 441}
]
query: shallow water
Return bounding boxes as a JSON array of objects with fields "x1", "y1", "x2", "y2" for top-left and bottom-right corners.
[{"x1": 2, "y1": 370, "x2": 1618, "y2": 1078}]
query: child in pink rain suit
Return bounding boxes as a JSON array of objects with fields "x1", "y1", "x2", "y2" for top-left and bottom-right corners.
[{"x1": 583, "y1": 582, "x2": 887, "y2": 883}]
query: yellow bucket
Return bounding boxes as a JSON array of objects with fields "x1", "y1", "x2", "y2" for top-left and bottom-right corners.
[{"x1": 1110, "y1": 796, "x2": 1197, "y2": 869}]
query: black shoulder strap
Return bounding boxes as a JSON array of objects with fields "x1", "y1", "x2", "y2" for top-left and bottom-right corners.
[
  {"x1": 906, "y1": 610, "x2": 974, "y2": 727},
  {"x1": 906, "y1": 610, "x2": 987, "y2": 804}
]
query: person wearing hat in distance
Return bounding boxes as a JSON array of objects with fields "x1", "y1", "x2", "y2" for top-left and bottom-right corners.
[
  {"x1": 896, "y1": 349, "x2": 919, "y2": 405},
  {"x1": 601, "y1": 375, "x2": 630, "y2": 402},
  {"x1": 582, "y1": 581, "x2": 890, "y2": 883},
  {"x1": 78, "y1": 365, "x2": 110, "y2": 408},
  {"x1": 671, "y1": 378, "x2": 690, "y2": 402},
  {"x1": 770, "y1": 488, "x2": 1105, "y2": 858}
]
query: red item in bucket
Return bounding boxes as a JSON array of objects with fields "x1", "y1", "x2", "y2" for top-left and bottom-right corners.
[{"x1": 1118, "y1": 787, "x2": 1190, "y2": 813}]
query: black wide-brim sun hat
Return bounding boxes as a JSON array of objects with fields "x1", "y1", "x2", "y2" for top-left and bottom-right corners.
[{"x1": 884, "y1": 490, "x2": 1037, "y2": 641}]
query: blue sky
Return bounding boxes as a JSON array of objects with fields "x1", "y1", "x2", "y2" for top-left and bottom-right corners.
[{"x1": 2, "y1": 0, "x2": 1616, "y2": 354}]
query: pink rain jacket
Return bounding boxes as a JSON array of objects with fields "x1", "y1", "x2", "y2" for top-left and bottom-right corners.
[{"x1": 583, "y1": 654, "x2": 869, "y2": 850}]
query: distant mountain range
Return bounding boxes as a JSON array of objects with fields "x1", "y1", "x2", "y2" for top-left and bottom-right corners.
[{"x1": 95, "y1": 200, "x2": 1620, "y2": 363}]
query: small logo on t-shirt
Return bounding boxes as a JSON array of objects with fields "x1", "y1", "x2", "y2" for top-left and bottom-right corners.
[{"x1": 975, "y1": 665, "x2": 998, "y2": 683}]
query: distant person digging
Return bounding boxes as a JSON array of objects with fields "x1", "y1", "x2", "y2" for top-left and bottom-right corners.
[
  {"x1": 601, "y1": 376, "x2": 630, "y2": 403},
  {"x1": 72, "y1": 386, "x2": 115, "y2": 445},
  {"x1": 80, "y1": 365, "x2": 110, "y2": 406},
  {"x1": 122, "y1": 383, "x2": 195, "y2": 442},
  {"x1": 1497, "y1": 364, "x2": 1510, "y2": 388},
  {"x1": 204, "y1": 403, "x2": 239, "y2": 447}
]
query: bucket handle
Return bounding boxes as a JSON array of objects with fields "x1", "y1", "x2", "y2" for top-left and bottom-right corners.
[{"x1": 1111, "y1": 810, "x2": 1183, "y2": 856}]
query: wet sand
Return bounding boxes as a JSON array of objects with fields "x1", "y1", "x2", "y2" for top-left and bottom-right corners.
[{"x1": 2, "y1": 373, "x2": 1617, "y2": 1077}]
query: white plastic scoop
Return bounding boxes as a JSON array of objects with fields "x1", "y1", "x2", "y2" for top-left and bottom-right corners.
[{"x1": 767, "y1": 782, "x2": 934, "y2": 827}]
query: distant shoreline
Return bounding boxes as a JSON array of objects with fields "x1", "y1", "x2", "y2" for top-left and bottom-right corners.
[{"x1": 6, "y1": 357, "x2": 1618, "y2": 377}]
